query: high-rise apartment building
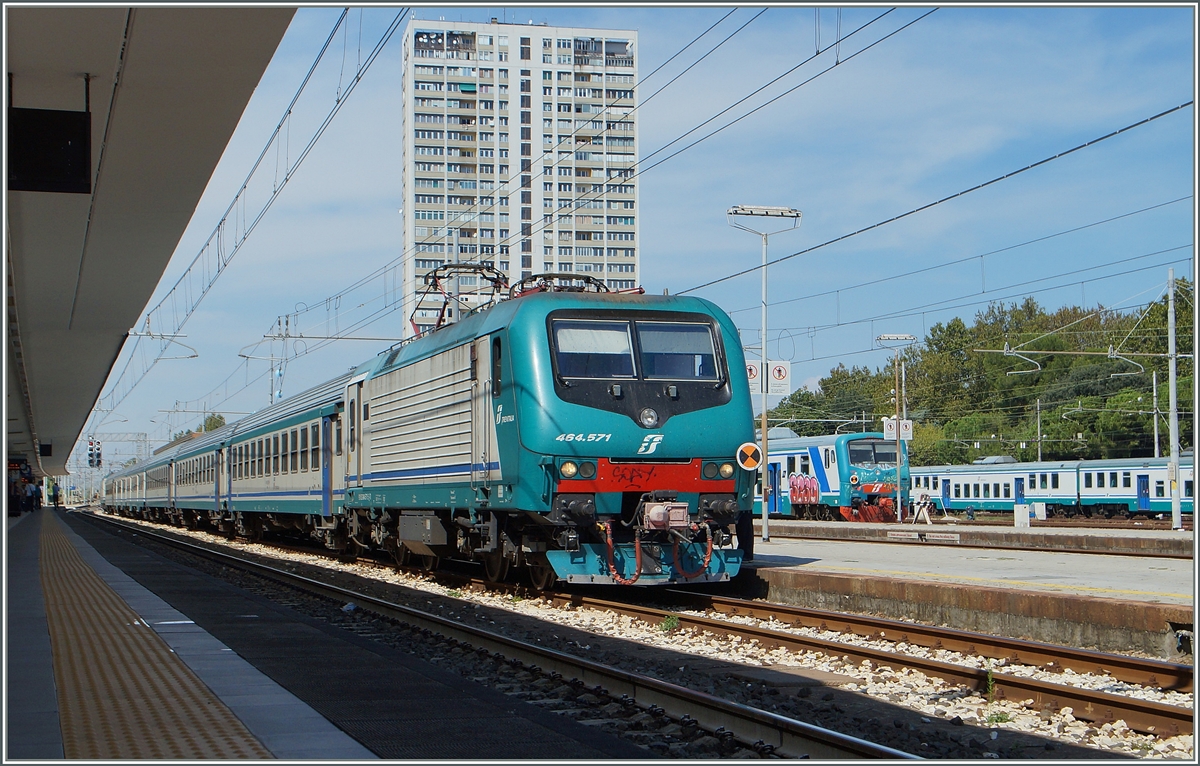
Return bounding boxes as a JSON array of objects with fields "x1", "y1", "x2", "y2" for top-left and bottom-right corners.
[{"x1": 400, "y1": 18, "x2": 638, "y2": 335}]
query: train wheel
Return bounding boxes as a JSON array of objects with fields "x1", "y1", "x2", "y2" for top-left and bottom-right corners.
[
  {"x1": 483, "y1": 552, "x2": 510, "y2": 583},
  {"x1": 417, "y1": 554, "x2": 440, "y2": 571},
  {"x1": 528, "y1": 559, "x2": 557, "y2": 591}
]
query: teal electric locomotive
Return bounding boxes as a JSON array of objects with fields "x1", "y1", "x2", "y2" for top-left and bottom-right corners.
[{"x1": 104, "y1": 273, "x2": 754, "y2": 587}]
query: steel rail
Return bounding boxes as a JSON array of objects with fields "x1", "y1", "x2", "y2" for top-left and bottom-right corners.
[
  {"x1": 559, "y1": 594, "x2": 1193, "y2": 737},
  {"x1": 83, "y1": 513, "x2": 915, "y2": 759},
  {"x1": 661, "y1": 592, "x2": 1194, "y2": 693}
]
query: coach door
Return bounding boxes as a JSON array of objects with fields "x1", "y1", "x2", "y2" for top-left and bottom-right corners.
[
  {"x1": 215, "y1": 449, "x2": 225, "y2": 514},
  {"x1": 321, "y1": 415, "x2": 337, "y2": 516},
  {"x1": 767, "y1": 463, "x2": 782, "y2": 515},
  {"x1": 1014, "y1": 477, "x2": 1025, "y2": 504},
  {"x1": 470, "y1": 337, "x2": 493, "y2": 489},
  {"x1": 346, "y1": 377, "x2": 366, "y2": 488},
  {"x1": 1137, "y1": 475, "x2": 1150, "y2": 511}
]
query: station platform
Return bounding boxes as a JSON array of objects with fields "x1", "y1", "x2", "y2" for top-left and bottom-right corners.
[
  {"x1": 6, "y1": 508, "x2": 647, "y2": 760},
  {"x1": 736, "y1": 522, "x2": 1195, "y2": 660},
  {"x1": 752, "y1": 518, "x2": 1194, "y2": 558}
]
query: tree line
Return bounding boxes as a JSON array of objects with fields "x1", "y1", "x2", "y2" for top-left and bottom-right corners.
[{"x1": 769, "y1": 280, "x2": 1193, "y2": 466}]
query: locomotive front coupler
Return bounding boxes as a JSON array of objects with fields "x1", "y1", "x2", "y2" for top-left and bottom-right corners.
[{"x1": 635, "y1": 491, "x2": 694, "y2": 539}]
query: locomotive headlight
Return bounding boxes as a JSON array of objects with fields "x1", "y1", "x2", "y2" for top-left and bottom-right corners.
[
  {"x1": 703, "y1": 462, "x2": 719, "y2": 479},
  {"x1": 719, "y1": 462, "x2": 735, "y2": 479},
  {"x1": 579, "y1": 461, "x2": 596, "y2": 479},
  {"x1": 638, "y1": 408, "x2": 659, "y2": 428},
  {"x1": 560, "y1": 461, "x2": 579, "y2": 479}
]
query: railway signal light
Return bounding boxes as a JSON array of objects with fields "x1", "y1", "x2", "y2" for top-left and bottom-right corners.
[{"x1": 87, "y1": 438, "x2": 95, "y2": 467}]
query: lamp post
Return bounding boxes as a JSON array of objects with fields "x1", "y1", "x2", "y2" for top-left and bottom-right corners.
[
  {"x1": 876, "y1": 334, "x2": 916, "y2": 521},
  {"x1": 728, "y1": 205, "x2": 802, "y2": 542}
]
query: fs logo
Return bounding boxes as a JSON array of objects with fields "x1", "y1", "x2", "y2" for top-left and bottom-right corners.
[
  {"x1": 636, "y1": 434, "x2": 664, "y2": 455},
  {"x1": 494, "y1": 405, "x2": 514, "y2": 425}
]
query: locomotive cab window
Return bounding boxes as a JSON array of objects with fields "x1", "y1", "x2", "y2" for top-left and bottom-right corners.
[
  {"x1": 636, "y1": 322, "x2": 718, "y2": 380},
  {"x1": 848, "y1": 439, "x2": 896, "y2": 467},
  {"x1": 552, "y1": 320, "x2": 635, "y2": 378}
]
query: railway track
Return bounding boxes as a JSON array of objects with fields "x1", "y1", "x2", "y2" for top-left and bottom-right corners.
[
  {"x1": 84, "y1": 512, "x2": 913, "y2": 759},
  {"x1": 89, "y1": 509, "x2": 1194, "y2": 746},
  {"x1": 554, "y1": 592, "x2": 1193, "y2": 738}
]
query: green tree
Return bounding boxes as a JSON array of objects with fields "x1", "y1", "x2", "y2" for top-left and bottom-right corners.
[{"x1": 203, "y1": 413, "x2": 226, "y2": 432}]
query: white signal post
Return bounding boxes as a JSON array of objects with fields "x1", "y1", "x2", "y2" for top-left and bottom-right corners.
[
  {"x1": 877, "y1": 334, "x2": 916, "y2": 521},
  {"x1": 728, "y1": 205, "x2": 802, "y2": 542}
]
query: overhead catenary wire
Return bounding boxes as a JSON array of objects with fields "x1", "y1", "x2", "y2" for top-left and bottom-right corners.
[
  {"x1": 91, "y1": 8, "x2": 408, "y2": 425},
  {"x1": 727, "y1": 195, "x2": 1192, "y2": 317},
  {"x1": 680, "y1": 100, "x2": 1196, "y2": 296}
]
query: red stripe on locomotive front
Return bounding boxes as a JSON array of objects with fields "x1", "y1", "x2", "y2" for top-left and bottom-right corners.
[{"x1": 558, "y1": 459, "x2": 735, "y2": 493}]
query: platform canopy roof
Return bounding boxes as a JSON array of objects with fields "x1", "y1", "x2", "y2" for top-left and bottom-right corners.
[{"x1": 6, "y1": 7, "x2": 296, "y2": 477}]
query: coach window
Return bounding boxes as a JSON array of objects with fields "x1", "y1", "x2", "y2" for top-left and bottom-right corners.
[
  {"x1": 1155, "y1": 480, "x2": 1165, "y2": 498},
  {"x1": 1186, "y1": 480, "x2": 1194, "y2": 498},
  {"x1": 300, "y1": 427, "x2": 309, "y2": 471},
  {"x1": 258, "y1": 439, "x2": 265, "y2": 476},
  {"x1": 823, "y1": 449, "x2": 831, "y2": 469},
  {"x1": 1051, "y1": 473, "x2": 1059, "y2": 489},
  {"x1": 1003, "y1": 483, "x2": 1011, "y2": 498},
  {"x1": 273, "y1": 435, "x2": 280, "y2": 474},
  {"x1": 282, "y1": 431, "x2": 291, "y2": 473},
  {"x1": 311, "y1": 424, "x2": 320, "y2": 468},
  {"x1": 1122, "y1": 472, "x2": 1131, "y2": 488},
  {"x1": 1109, "y1": 472, "x2": 1117, "y2": 488},
  {"x1": 932, "y1": 476, "x2": 939, "y2": 490},
  {"x1": 290, "y1": 429, "x2": 300, "y2": 471},
  {"x1": 993, "y1": 483, "x2": 1000, "y2": 498},
  {"x1": 335, "y1": 419, "x2": 344, "y2": 456},
  {"x1": 1098, "y1": 472, "x2": 1106, "y2": 488},
  {"x1": 1084, "y1": 473, "x2": 1092, "y2": 488},
  {"x1": 973, "y1": 483, "x2": 980, "y2": 498},
  {"x1": 1039, "y1": 473, "x2": 1047, "y2": 490},
  {"x1": 349, "y1": 399, "x2": 357, "y2": 451},
  {"x1": 953, "y1": 484, "x2": 960, "y2": 498},
  {"x1": 982, "y1": 483, "x2": 990, "y2": 499}
]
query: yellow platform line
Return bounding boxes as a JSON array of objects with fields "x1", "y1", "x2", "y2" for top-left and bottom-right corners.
[
  {"x1": 40, "y1": 512, "x2": 274, "y2": 759},
  {"x1": 799, "y1": 564, "x2": 1192, "y2": 600}
]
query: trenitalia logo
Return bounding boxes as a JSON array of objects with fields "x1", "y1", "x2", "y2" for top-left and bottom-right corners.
[{"x1": 636, "y1": 434, "x2": 664, "y2": 455}]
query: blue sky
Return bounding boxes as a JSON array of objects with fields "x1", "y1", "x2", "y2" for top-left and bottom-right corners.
[{"x1": 88, "y1": 5, "x2": 1195, "y2": 462}]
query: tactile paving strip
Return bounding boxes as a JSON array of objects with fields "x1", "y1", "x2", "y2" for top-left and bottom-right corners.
[{"x1": 39, "y1": 512, "x2": 274, "y2": 759}]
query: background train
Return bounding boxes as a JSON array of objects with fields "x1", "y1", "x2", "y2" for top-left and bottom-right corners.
[
  {"x1": 104, "y1": 273, "x2": 757, "y2": 587},
  {"x1": 910, "y1": 455, "x2": 1195, "y2": 518},
  {"x1": 753, "y1": 433, "x2": 910, "y2": 522}
]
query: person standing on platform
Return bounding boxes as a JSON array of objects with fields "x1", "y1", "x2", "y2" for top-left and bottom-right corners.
[
  {"x1": 50, "y1": 482, "x2": 60, "y2": 507},
  {"x1": 23, "y1": 480, "x2": 36, "y2": 513}
]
